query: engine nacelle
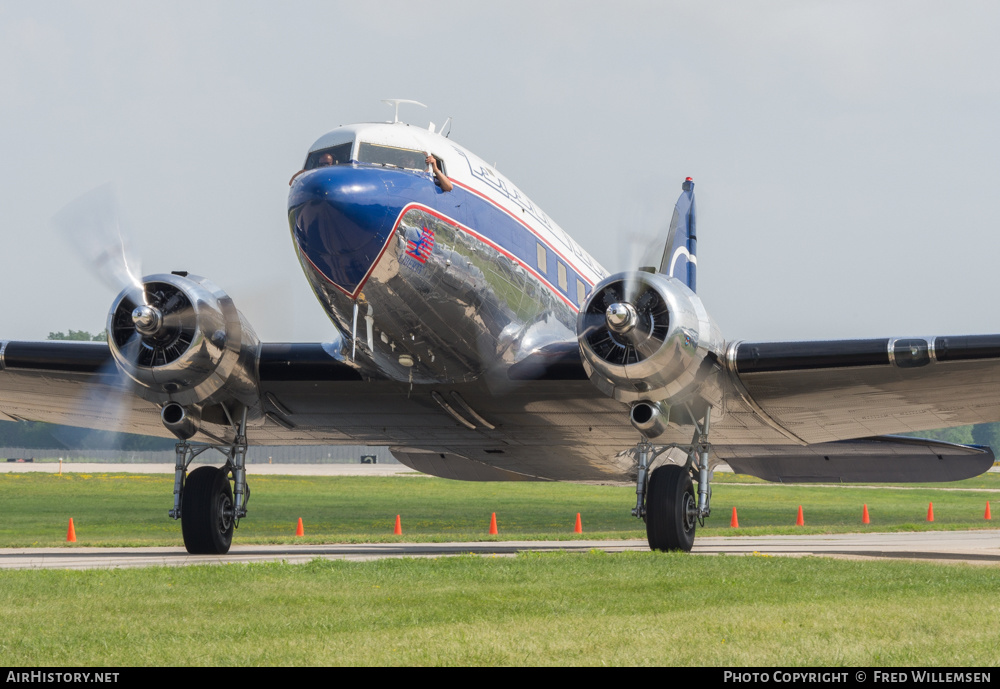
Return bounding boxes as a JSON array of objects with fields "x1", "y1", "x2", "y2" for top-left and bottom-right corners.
[
  {"x1": 577, "y1": 271, "x2": 724, "y2": 408},
  {"x1": 107, "y1": 273, "x2": 262, "y2": 428}
]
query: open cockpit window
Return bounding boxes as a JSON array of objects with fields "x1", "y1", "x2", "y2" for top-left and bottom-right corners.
[
  {"x1": 358, "y1": 142, "x2": 426, "y2": 171},
  {"x1": 304, "y1": 142, "x2": 353, "y2": 170}
]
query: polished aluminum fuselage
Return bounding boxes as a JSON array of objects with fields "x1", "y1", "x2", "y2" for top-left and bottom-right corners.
[{"x1": 287, "y1": 123, "x2": 609, "y2": 386}]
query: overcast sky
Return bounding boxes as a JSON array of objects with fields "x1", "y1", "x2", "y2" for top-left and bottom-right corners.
[{"x1": 2, "y1": 1, "x2": 999, "y2": 344}]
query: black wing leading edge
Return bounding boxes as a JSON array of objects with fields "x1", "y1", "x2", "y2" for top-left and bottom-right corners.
[{"x1": 722, "y1": 335, "x2": 1000, "y2": 482}]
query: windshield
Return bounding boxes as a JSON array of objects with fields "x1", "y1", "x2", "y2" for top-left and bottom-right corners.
[
  {"x1": 304, "y1": 142, "x2": 353, "y2": 170},
  {"x1": 358, "y1": 142, "x2": 425, "y2": 171}
]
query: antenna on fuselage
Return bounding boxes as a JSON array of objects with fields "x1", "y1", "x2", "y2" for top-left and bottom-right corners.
[{"x1": 381, "y1": 99, "x2": 426, "y2": 124}]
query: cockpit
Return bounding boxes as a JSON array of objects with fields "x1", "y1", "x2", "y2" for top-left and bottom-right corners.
[
  {"x1": 297, "y1": 124, "x2": 448, "y2": 177},
  {"x1": 302, "y1": 142, "x2": 352, "y2": 170}
]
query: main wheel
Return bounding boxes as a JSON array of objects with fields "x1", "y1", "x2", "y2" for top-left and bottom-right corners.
[
  {"x1": 645, "y1": 464, "x2": 697, "y2": 552},
  {"x1": 181, "y1": 466, "x2": 234, "y2": 554}
]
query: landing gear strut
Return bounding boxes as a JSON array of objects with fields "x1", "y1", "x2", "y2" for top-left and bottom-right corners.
[
  {"x1": 168, "y1": 408, "x2": 250, "y2": 554},
  {"x1": 631, "y1": 407, "x2": 713, "y2": 552}
]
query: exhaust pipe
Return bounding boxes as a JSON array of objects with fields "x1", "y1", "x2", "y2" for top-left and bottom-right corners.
[
  {"x1": 161, "y1": 403, "x2": 201, "y2": 441},
  {"x1": 630, "y1": 401, "x2": 670, "y2": 439}
]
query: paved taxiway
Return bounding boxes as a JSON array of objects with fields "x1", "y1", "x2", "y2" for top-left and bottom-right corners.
[
  {"x1": 4, "y1": 463, "x2": 998, "y2": 568},
  {"x1": 2, "y1": 532, "x2": 998, "y2": 570},
  {"x1": 1, "y1": 462, "x2": 420, "y2": 476}
]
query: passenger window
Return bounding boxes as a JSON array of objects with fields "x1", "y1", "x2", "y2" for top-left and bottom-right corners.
[
  {"x1": 536, "y1": 243, "x2": 547, "y2": 274},
  {"x1": 358, "y1": 142, "x2": 426, "y2": 171},
  {"x1": 577, "y1": 279, "x2": 587, "y2": 305},
  {"x1": 558, "y1": 262, "x2": 568, "y2": 292},
  {"x1": 304, "y1": 142, "x2": 353, "y2": 170}
]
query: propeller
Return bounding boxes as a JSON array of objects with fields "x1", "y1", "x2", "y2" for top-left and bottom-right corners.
[
  {"x1": 51, "y1": 183, "x2": 145, "y2": 302},
  {"x1": 50, "y1": 182, "x2": 268, "y2": 448},
  {"x1": 52, "y1": 183, "x2": 202, "y2": 374},
  {"x1": 612, "y1": 192, "x2": 673, "y2": 305},
  {"x1": 51, "y1": 182, "x2": 149, "y2": 442},
  {"x1": 580, "y1": 178, "x2": 698, "y2": 373},
  {"x1": 109, "y1": 280, "x2": 196, "y2": 368},
  {"x1": 617, "y1": 228, "x2": 663, "y2": 304},
  {"x1": 579, "y1": 275, "x2": 671, "y2": 367},
  {"x1": 612, "y1": 177, "x2": 698, "y2": 305}
]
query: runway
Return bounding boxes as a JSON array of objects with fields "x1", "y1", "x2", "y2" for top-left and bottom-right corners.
[
  {"x1": 3, "y1": 463, "x2": 998, "y2": 569},
  {"x1": 1, "y1": 462, "x2": 421, "y2": 477},
  {"x1": 1, "y1": 531, "x2": 998, "y2": 570}
]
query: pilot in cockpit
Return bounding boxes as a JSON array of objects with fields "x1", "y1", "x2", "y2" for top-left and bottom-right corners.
[
  {"x1": 426, "y1": 154, "x2": 453, "y2": 192},
  {"x1": 288, "y1": 152, "x2": 336, "y2": 186}
]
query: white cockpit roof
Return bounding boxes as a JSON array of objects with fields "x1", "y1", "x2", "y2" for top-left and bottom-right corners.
[{"x1": 308, "y1": 122, "x2": 448, "y2": 158}]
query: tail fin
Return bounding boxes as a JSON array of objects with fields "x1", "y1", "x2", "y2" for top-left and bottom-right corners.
[{"x1": 658, "y1": 178, "x2": 697, "y2": 292}]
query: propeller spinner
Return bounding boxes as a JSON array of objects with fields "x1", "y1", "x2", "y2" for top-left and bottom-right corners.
[{"x1": 577, "y1": 271, "x2": 720, "y2": 405}]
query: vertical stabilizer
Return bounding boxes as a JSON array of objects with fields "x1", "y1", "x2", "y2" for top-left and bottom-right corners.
[{"x1": 658, "y1": 178, "x2": 697, "y2": 292}]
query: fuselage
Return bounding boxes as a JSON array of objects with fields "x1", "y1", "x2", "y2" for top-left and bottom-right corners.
[{"x1": 287, "y1": 122, "x2": 608, "y2": 384}]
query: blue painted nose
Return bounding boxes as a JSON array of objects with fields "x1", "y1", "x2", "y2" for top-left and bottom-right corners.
[{"x1": 288, "y1": 166, "x2": 401, "y2": 297}]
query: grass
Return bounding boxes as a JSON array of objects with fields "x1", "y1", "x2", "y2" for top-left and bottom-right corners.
[
  {"x1": 0, "y1": 472, "x2": 998, "y2": 547},
  {"x1": 1, "y1": 552, "x2": 999, "y2": 666},
  {"x1": 1, "y1": 471, "x2": 999, "y2": 666}
]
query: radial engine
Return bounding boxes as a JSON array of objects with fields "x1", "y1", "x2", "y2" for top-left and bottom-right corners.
[
  {"x1": 576, "y1": 271, "x2": 725, "y2": 438},
  {"x1": 107, "y1": 272, "x2": 263, "y2": 440}
]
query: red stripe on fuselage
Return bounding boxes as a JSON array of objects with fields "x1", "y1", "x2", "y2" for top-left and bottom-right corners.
[
  {"x1": 296, "y1": 177, "x2": 590, "y2": 310},
  {"x1": 450, "y1": 178, "x2": 596, "y2": 288}
]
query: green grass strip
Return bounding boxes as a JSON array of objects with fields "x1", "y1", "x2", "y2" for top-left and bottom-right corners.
[
  {"x1": 1, "y1": 473, "x2": 998, "y2": 546},
  {"x1": 0, "y1": 553, "x2": 998, "y2": 666}
]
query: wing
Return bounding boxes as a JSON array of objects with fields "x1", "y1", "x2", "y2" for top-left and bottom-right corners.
[
  {"x1": 4, "y1": 335, "x2": 997, "y2": 484},
  {"x1": 707, "y1": 335, "x2": 1000, "y2": 482},
  {"x1": 725, "y1": 335, "x2": 1000, "y2": 442},
  {"x1": 0, "y1": 340, "x2": 638, "y2": 482},
  {"x1": 254, "y1": 343, "x2": 637, "y2": 481},
  {"x1": 0, "y1": 341, "x2": 164, "y2": 433}
]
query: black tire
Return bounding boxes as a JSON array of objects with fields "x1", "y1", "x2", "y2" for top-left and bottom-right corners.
[
  {"x1": 646, "y1": 464, "x2": 697, "y2": 552},
  {"x1": 181, "y1": 466, "x2": 234, "y2": 554}
]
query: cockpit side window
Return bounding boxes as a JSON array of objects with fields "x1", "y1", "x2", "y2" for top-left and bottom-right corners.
[
  {"x1": 358, "y1": 142, "x2": 426, "y2": 171},
  {"x1": 304, "y1": 142, "x2": 353, "y2": 170}
]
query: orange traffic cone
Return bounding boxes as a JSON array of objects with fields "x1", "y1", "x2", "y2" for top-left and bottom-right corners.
[
  {"x1": 796, "y1": 505, "x2": 804, "y2": 526},
  {"x1": 66, "y1": 518, "x2": 76, "y2": 543},
  {"x1": 927, "y1": 502, "x2": 934, "y2": 522},
  {"x1": 394, "y1": 514, "x2": 402, "y2": 535},
  {"x1": 986, "y1": 501, "x2": 992, "y2": 521},
  {"x1": 574, "y1": 513, "x2": 582, "y2": 534},
  {"x1": 730, "y1": 506, "x2": 739, "y2": 528},
  {"x1": 489, "y1": 512, "x2": 498, "y2": 535},
  {"x1": 296, "y1": 517, "x2": 304, "y2": 536},
  {"x1": 862, "y1": 504, "x2": 870, "y2": 524}
]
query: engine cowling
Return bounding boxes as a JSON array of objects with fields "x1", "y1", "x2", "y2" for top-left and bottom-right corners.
[
  {"x1": 577, "y1": 271, "x2": 724, "y2": 408},
  {"x1": 107, "y1": 273, "x2": 262, "y2": 435}
]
